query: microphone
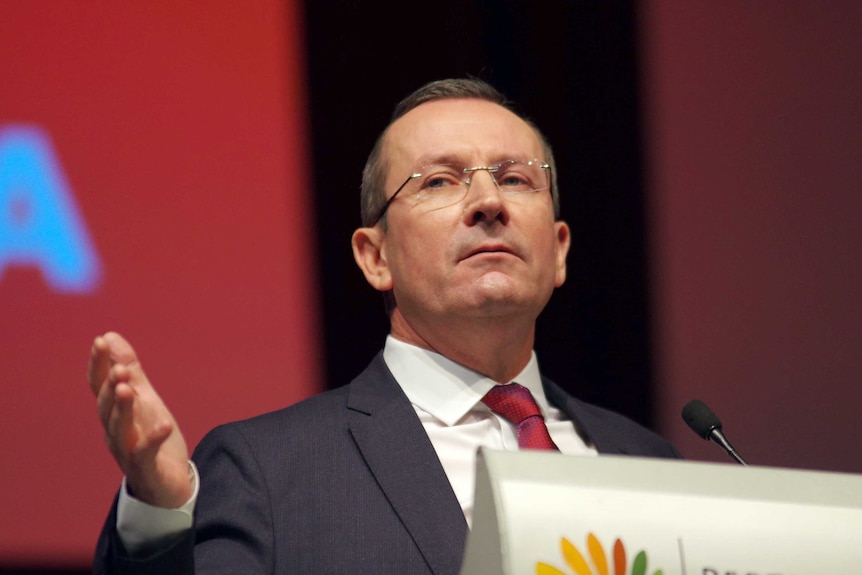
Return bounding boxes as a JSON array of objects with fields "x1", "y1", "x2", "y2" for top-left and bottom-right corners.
[{"x1": 681, "y1": 399, "x2": 748, "y2": 466}]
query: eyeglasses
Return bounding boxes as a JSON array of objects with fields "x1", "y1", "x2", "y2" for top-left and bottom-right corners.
[{"x1": 370, "y1": 158, "x2": 551, "y2": 225}]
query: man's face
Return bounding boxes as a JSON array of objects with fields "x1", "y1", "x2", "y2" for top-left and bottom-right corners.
[{"x1": 361, "y1": 98, "x2": 569, "y2": 333}]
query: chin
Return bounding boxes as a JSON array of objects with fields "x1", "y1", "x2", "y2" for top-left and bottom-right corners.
[
  {"x1": 457, "y1": 290, "x2": 528, "y2": 317},
  {"x1": 442, "y1": 274, "x2": 548, "y2": 316}
]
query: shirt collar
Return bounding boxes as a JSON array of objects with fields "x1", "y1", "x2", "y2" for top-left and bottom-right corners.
[{"x1": 382, "y1": 335, "x2": 553, "y2": 426}]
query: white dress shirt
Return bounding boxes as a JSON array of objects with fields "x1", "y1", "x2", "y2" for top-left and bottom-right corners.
[
  {"x1": 116, "y1": 336, "x2": 596, "y2": 551},
  {"x1": 383, "y1": 336, "x2": 597, "y2": 525}
]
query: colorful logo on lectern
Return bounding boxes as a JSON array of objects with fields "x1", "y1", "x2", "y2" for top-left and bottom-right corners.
[{"x1": 536, "y1": 533, "x2": 663, "y2": 575}]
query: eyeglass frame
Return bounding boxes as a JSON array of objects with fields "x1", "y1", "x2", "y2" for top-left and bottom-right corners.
[{"x1": 369, "y1": 159, "x2": 552, "y2": 226}]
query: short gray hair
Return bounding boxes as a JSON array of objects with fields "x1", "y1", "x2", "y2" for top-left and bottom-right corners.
[{"x1": 359, "y1": 78, "x2": 560, "y2": 227}]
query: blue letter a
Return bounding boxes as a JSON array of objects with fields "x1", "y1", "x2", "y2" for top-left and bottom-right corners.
[{"x1": 0, "y1": 126, "x2": 102, "y2": 293}]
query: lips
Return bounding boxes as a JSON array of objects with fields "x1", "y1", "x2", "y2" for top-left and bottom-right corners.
[{"x1": 462, "y1": 243, "x2": 517, "y2": 260}]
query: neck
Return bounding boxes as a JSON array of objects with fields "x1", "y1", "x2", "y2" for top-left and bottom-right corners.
[{"x1": 388, "y1": 308, "x2": 535, "y2": 382}]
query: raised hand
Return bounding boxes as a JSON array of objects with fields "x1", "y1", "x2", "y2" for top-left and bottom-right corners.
[{"x1": 88, "y1": 332, "x2": 192, "y2": 508}]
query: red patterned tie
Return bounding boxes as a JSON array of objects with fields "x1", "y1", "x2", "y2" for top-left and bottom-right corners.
[{"x1": 482, "y1": 383, "x2": 559, "y2": 450}]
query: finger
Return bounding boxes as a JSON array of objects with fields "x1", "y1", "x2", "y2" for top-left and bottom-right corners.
[
  {"x1": 106, "y1": 383, "x2": 139, "y2": 457},
  {"x1": 87, "y1": 336, "x2": 113, "y2": 397},
  {"x1": 105, "y1": 361, "x2": 170, "y2": 435},
  {"x1": 106, "y1": 387, "x2": 143, "y2": 464},
  {"x1": 101, "y1": 331, "x2": 140, "y2": 367},
  {"x1": 107, "y1": 377, "x2": 172, "y2": 460},
  {"x1": 120, "y1": 360, "x2": 174, "y2": 441},
  {"x1": 96, "y1": 363, "x2": 130, "y2": 427}
]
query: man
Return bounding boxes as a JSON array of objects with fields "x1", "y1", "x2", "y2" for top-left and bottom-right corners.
[{"x1": 89, "y1": 78, "x2": 679, "y2": 575}]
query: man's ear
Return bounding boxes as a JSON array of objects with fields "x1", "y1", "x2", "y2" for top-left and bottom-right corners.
[
  {"x1": 351, "y1": 226, "x2": 394, "y2": 292},
  {"x1": 553, "y1": 220, "x2": 571, "y2": 288}
]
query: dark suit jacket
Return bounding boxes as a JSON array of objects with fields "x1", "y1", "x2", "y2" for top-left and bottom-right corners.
[{"x1": 94, "y1": 353, "x2": 679, "y2": 575}]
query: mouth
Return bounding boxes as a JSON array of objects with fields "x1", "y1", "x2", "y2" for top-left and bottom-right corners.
[{"x1": 463, "y1": 244, "x2": 517, "y2": 260}]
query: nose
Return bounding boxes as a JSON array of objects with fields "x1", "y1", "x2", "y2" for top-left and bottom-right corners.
[{"x1": 463, "y1": 168, "x2": 509, "y2": 225}]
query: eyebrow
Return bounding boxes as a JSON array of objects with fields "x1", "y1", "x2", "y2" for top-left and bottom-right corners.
[{"x1": 412, "y1": 152, "x2": 525, "y2": 168}]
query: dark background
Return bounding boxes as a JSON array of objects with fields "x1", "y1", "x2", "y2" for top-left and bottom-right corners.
[{"x1": 306, "y1": 0, "x2": 655, "y2": 425}]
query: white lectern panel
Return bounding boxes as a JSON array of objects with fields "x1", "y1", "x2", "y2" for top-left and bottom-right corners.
[{"x1": 460, "y1": 449, "x2": 862, "y2": 575}]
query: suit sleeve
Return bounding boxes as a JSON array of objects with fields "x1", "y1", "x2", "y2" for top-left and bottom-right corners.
[{"x1": 92, "y1": 424, "x2": 276, "y2": 575}]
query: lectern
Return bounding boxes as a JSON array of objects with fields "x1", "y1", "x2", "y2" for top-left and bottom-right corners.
[{"x1": 460, "y1": 449, "x2": 862, "y2": 574}]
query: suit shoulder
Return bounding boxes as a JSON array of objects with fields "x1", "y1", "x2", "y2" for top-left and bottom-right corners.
[
  {"x1": 577, "y1": 399, "x2": 680, "y2": 458},
  {"x1": 243, "y1": 384, "x2": 351, "y2": 428},
  {"x1": 543, "y1": 378, "x2": 680, "y2": 458},
  {"x1": 194, "y1": 385, "x2": 352, "y2": 456}
]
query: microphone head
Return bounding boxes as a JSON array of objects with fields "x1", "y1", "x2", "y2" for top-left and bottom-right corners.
[{"x1": 682, "y1": 399, "x2": 723, "y2": 439}]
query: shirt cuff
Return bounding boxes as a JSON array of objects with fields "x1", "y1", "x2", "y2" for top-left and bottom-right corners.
[{"x1": 115, "y1": 460, "x2": 199, "y2": 556}]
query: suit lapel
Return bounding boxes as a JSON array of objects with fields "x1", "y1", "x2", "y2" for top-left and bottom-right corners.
[
  {"x1": 542, "y1": 377, "x2": 631, "y2": 455},
  {"x1": 346, "y1": 354, "x2": 468, "y2": 575}
]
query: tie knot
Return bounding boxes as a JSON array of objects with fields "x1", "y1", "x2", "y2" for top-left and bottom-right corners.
[{"x1": 482, "y1": 383, "x2": 542, "y2": 425}]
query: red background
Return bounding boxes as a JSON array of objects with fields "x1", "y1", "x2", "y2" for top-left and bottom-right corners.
[
  {"x1": 642, "y1": 2, "x2": 862, "y2": 472},
  {"x1": 0, "y1": 1, "x2": 319, "y2": 565}
]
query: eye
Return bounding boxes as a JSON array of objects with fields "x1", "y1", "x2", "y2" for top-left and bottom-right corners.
[
  {"x1": 491, "y1": 159, "x2": 548, "y2": 192},
  {"x1": 425, "y1": 175, "x2": 458, "y2": 189},
  {"x1": 494, "y1": 166, "x2": 534, "y2": 190},
  {"x1": 418, "y1": 166, "x2": 462, "y2": 193},
  {"x1": 498, "y1": 173, "x2": 531, "y2": 188}
]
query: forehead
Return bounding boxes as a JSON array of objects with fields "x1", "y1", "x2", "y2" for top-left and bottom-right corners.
[{"x1": 383, "y1": 98, "x2": 544, "y2": 171}]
